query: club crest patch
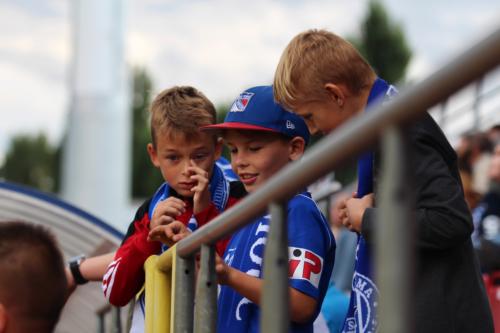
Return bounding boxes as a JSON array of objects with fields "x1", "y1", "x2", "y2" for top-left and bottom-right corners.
[
  {"x1": 230, "y1": 92, "x2": 255, "y2": 112},
  {"x1": 342, "y1": 272, "x2": 379, "y2": 333}
]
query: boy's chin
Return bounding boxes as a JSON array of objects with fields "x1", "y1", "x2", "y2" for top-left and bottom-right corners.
[
  {"x1": 242, "y1": 183, "x2": 259, "y2": 193},
  {"x1": 173, "y1": 188, "x2": 195, "y2": 199}
]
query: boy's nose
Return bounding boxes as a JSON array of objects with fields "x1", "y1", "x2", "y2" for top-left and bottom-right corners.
[
  {"x1": 234, "y1": 154, "x2": 248, "y2": 168},
  {"x1": 181, "y1": 160, "x2": 192, "y2": 175}
]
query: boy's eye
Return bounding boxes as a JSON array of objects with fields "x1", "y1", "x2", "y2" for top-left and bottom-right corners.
[
  {"x1": 229, "y1": 147, "x2": 238, "y2": 154},
  {"x1": 193, "y1": 153, "x2": 208, "y2": 160},
  {"x1": 166, "y1": 155, "x2": 179, "y2": 161},
  {"x1": 249, "y1": 146, "x2": 262, "y2": 152}
]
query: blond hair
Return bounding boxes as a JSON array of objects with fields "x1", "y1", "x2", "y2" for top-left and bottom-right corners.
[
  {"x1": 150, "y1": 86, "x2": 216, "y2": 146},
  {"x1": 274, "y1": 29, "x2": 376, "y2": 110}
]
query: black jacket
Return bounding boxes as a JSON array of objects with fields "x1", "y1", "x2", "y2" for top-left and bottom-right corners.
[{"x1": 361, "y1": 113, "x2": 494, "y2": 333}]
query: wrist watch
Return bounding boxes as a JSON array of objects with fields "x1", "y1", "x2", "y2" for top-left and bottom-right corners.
[{"x1": 69, "y1": 254, "x2": 89, "y2": 285}]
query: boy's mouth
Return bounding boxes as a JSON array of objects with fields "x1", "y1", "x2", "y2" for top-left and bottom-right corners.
[
  {"x1": 178, "y1": 181, "x2": 195, "y2": 190},
  {"x1": 239, "y1": 173, "x2": 258, "y2": 185}
]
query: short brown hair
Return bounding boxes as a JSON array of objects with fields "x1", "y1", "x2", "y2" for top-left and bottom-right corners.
[
  {"x1": 0, "y1": 221, "x2": 66, "y2": 332},
  {"x1": 274, "y1": 29, "x2": 376, "y2": 110},
  {"x1": 149, "y1": 86, "x2": 217, "y2": 146}
]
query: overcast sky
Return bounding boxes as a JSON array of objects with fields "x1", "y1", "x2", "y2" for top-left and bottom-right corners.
[{"x1": 1, "y1": 0, "x2": 499, "y2": 164}]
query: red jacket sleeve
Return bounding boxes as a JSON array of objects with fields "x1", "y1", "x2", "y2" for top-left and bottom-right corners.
[{"x1": 102, "y1": 200, "x2": 161, "y2": 306}]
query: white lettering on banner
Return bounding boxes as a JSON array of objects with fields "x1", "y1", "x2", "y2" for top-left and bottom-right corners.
[{"x1": 235, "y1": 219, "x2": 269, "y2": 321}]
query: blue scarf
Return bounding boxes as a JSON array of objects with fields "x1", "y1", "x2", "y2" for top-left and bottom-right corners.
[{"x1": 342, "y1": 78, "x2": 397, "y2": 333}]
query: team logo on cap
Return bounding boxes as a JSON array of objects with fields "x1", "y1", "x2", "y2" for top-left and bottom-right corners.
[
  {"x1": 288, "y1": 246, "x2": 323, "y2": 288},
  {"x1": 230, "y1": 92, "x2": 255, "y2": 112}
]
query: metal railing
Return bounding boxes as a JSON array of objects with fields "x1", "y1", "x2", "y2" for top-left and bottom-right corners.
[{"x1": 144, "y1": 26, "x2": 500, "y2": 333}]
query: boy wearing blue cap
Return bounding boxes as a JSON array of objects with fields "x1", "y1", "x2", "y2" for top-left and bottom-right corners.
[{"x1": 202, "y1": 85, "x2": 335, "y2": 333}]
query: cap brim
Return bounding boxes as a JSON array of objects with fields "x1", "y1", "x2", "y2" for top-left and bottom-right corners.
[{"x1": 201, "y1": 122, "x2": 279, "y2": 134}]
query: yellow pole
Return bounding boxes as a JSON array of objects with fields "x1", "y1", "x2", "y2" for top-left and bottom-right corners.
[{"x1": 144, "y1": 247, "x2": 175, "y2": 333}]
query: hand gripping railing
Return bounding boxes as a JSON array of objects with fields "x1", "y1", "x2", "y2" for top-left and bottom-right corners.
[{"x1": 144, "y1": 26, "x2": 500, "y2": 333}]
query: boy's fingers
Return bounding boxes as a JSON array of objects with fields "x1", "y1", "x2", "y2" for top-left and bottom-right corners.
[
  {"x1": 187, "y1": 164, "x2": 208, "y2": 177},
  {"x1": 147, "y1": 230, "x2": 161, "y2": 242},
  {"x1": 156, "y1": 199, "x2": 186, "y2": 214},
  {"x1": 189, "y1": 172, "x2": 209, "y2": 186},
  {"x1": 159, "y1": 206, "x2": 185, "y2": 218},
  {"x1": 162, "y1": 197, "x2": 186, "y2": 208},
  {"x1": 158, "y1": 215, "x2": 174, "y2": 225},
  {"x1": 165, "y1": 227, "x2": 174, "y2": 238},
  {"x1": 190, "y1": 174, "x2": 208, "y2": 184}
]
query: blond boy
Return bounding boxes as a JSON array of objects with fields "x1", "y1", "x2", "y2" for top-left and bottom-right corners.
[{"x1": 273, "y1": 29, "x2": 493, "y2": 333}]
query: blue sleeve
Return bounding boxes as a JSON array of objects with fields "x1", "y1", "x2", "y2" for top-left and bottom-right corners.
[{"x1": 287, "y1": 195, "x2": 335, "y2": 299}]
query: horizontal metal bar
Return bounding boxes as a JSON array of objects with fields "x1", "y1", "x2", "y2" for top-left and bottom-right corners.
[{"x1": 177, "y1": 26, "x2": 500, "y2": 258}]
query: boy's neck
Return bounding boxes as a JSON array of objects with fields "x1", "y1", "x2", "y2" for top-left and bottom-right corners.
[
  {"x1": 353, "y1": 77, "x2": 377, "y2": 114},
  {"x1": 169, "y1": 187, "x2": 194, "y2": 204}
]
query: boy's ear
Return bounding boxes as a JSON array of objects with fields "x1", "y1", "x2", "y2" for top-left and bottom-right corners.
[
  {"x1": 324, "y1": 83, "x2": 347, "y2": 107},
  {"x1": 147, "y1": 143, "x2": 160, "y2": 168},
  {"x1": 214, "y1": 137, "x2": 223, "y2": 160},
  {"x1": 288, "y1": 137, "x2": 306, "y2": 161}
]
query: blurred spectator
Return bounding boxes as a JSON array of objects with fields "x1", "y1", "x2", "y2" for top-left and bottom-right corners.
[
  {"x1": 471, "y1": 133, "x2": 494, "y2": 195},
  {"x1": 487, "y1": 124, "x2": 500, "y2": 146},
  {"x1": 0, "y1": 221, "x2": 66, "y2": 333},
  {"x1": 459, "y1": 167, "x2": 482, "y2": 211},
  {"x1": 456, "y1": 131, "x2": 475, "y2": 174},
  {"x1": 456, "y1": 131, "x2": 494, "y2": 195},
  {"x1": 321, "y1": 192, "x2": 357, "y2": 333},
  {"x1": 472, "y1": 143, "x2": 500, "y2": 273}
]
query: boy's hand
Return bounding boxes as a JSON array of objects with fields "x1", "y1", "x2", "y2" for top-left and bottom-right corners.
[
  {"x1": 214, "y1": 254, "x2": 234, "y2": 285},
  {"x1": 147, "y1": 221, "x2": 191, "y2": 246},
  {"x1": 187, "y1": 160, "x2": 211, "y2": 215},
  {"x1": 339, "y1": 193, "x2": 374, "y2": 233},
  {"x1": 149, "y1": 197, "x2": 186, "y2": 230}
]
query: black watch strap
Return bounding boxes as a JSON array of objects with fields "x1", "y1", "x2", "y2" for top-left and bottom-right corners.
[{"x1": 69, "y1": 255, "x2": 88, "y2": 285}]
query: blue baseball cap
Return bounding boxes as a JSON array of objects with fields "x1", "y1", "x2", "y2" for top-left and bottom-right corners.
[{"x1": 202, "y1": 85, "x2": 310, "y2": 144}]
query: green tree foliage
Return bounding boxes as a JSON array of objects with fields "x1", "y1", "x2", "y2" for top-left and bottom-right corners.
[
  {"x1": 1, "y1": 133, "x2": 58, "y2": 192},
  {"x1": 130, "y1": 67, "x2": 164, "y2": 198},
  {"x1": 352, "y1": 0, "x2": 412, "y2": 83},
  {"x1": 216, "y1": 102, "x2": 232, "y2": 160}
]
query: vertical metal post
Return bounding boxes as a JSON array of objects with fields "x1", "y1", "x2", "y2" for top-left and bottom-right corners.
[
  {"x1": 194, "y1": 244, "x2": 217, "y2": 333},
  {"x1": 111, "y1": 307, "x2": 122, "y2": 333},
  {"x1": 98, "y1": 312, "x2": 105, "y2": 333},
  {"x1": 261, "y1": 202, "x2": 289, "y2": 333},
  {"x1": 376, "y1": 126, "x2": 415, "y2": 333},
  {"x1": 472, "y1": 78, "x2": 483, "y2": 130},
  {"x1": 173, "y1": 253, "x2": 195, "y2": 333}
]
